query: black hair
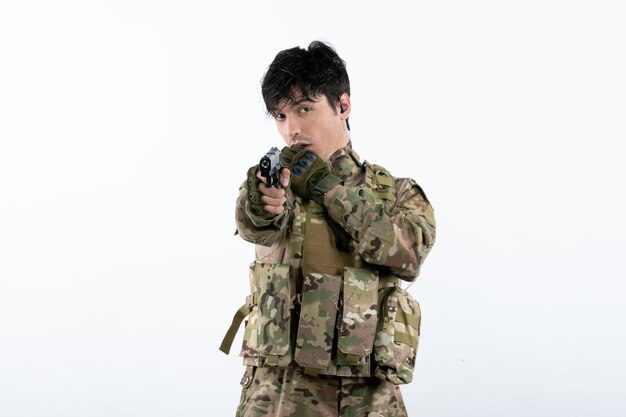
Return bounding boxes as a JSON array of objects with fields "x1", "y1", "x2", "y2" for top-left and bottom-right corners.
[{"x1": 261, "y1": 41, "x2": 350, "y2": 128}]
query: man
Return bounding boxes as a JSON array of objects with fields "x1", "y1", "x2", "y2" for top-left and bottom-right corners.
[{"x1": 221, "y1": 41, "x2": 436, "y2": 417}]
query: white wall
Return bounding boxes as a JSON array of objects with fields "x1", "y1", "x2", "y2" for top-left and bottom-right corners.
[{"x1": 1, "y1": 1, "x2": 625, "y2": 416}]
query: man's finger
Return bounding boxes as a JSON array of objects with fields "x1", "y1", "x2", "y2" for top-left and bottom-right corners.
[
  {"x1": 259, "y1": 182, "x2": 285, "y2": 198},
  {"x1": 264, "y1": 204, "x2": 284, "y2": 215},
  {"x1": 280, "y1": 168, "x2": 291, "y2": 188},
  {"x1": 262, "y1": 195, "x2": 286, "y2": 207},
  {"x1": 256, "y1": 170, "x2": 268, "y2": 184}
]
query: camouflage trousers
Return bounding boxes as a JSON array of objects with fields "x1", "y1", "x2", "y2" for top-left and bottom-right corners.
[{"x1": 236, "y1": 366, "x2": 408, "y2": 417}]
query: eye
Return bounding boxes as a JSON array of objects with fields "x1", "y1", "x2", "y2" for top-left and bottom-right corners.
[
  {"x1": 273, "y1": 113, "x2": 285, "y2": 121},
  {"x1": 299, "y1": 106, "x2": 312, "y2": 114}
]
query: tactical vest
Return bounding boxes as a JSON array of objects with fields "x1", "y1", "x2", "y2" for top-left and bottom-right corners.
[{"x1": 221, "y1": 163, "x2": 421, "y2": 384}]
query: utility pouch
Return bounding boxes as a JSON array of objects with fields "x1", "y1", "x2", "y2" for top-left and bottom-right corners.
[
  {"x1": 336, "y1": 267, "x2": 379, "y2": 366},
  {"x1": 374, "y1": 286, "x2": 421, "y2": 384},
  {"x1": 238, "y1": 263, "x2": 260, "y2": 364},
  {"x1": 256, "y1": 262, "x2": 293, "y2": 367},
  {"x1": 294, "y1": 272, "x2": 341, "y2": 370},
  {"x1": 239, "y1": 291, "x2": 260, "y2": 365}
]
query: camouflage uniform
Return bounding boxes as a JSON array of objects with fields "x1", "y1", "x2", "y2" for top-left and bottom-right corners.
[
  {"x1": 233, "y1": 143, "x2": 435, "y2": 417},
  {"x1": 236, "y1": 367, "x2": 408, "y2": 417}
]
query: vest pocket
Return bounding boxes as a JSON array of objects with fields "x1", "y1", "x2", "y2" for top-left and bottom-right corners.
[
  {"x1": 240, "y1": 309, "x2": 259, "y2": 365},
  {"x1": 336, "y1": 267, "x2": 379, "y2": 366},
  {"x1": 256, "y1": 262, "x2": 292, "y2": 365},
  {"x1": 240, "y1": 264, "x2": 260, "y2": 364},
  {"x1": 294, "y1": 272, "x2": 341, "y2": 370},
  {"x1": 374, "y1": 287, "x2": 421, "y2": 384}
]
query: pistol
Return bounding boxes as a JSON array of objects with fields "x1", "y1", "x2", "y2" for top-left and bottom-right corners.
[{"x1": 259, "y1": 147, "x2": 282, "y2": 188}]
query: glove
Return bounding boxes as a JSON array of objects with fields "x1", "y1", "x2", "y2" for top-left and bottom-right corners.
[
  {"x1": 244, "y1": 164, "x2": 274, "y2": 219},
  {"x1": 280, "y1": 146, "x2": 342, "y2": 205}
]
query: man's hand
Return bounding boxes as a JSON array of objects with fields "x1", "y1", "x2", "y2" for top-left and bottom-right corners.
[
  {"x1": 257, "y1": 168, "x2": 291, "y2": 215},
  {"x1": 280, "y1": 147, "x2": 342, "y2": 206}
]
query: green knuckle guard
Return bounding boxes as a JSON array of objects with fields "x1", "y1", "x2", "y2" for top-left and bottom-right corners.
[
  {"x1": 244, "y1": 164, "x2": 274, "y2": 219},
  {"x1": 280, "y1": 146, "x2": 342, "y2": 205}
]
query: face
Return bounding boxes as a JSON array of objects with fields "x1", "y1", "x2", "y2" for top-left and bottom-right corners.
[{"x1": 272, "y1": 91, "x2": 351, "y2": 161}]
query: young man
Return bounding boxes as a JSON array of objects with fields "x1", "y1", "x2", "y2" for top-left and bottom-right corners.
[{"x1": 223, "y1": 41, "x2": 436, "y2": 417}]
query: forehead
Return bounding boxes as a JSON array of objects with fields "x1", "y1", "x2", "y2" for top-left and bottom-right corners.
[{"x1": 275, "y1": 90, "x2": 324, "y2": 112}]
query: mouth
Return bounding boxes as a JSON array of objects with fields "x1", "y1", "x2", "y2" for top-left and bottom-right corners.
[{"x1": 291, "y1": 142, "x2": 310, "y2": 149}]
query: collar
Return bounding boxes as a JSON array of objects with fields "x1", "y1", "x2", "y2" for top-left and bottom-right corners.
[{"x1": 327, "y1": 141, "x2": 363, "y2": 181}]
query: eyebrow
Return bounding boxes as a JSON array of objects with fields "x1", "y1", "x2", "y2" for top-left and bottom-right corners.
[
  {"x1": 273, "y1": 96, "x2": 320, "y2": 115},
  {"x1": 287, "y1": 97, "x2": 318, "y2": 107}
]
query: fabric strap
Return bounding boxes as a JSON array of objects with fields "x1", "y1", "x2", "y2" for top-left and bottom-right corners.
[{"x1": 219, "y1": 304, "x2": 250, "y2": 354}]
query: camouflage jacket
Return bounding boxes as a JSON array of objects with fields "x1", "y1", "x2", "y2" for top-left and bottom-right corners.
[{"x1": 234, "y1": 143, "x2": 436, "y2": 379}]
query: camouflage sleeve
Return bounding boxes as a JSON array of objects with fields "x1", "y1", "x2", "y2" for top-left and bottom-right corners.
[
  {"x1": 326, "y1": 178, "x2": 436, "y2": 281},
  {"x1": 235, "y1": 182, "x2": 292, "y2": 247}
]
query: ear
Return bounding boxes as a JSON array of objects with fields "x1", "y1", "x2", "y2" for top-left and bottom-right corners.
[{"x1": 338, "y1": 93, "x2": 351, "y2": 120}]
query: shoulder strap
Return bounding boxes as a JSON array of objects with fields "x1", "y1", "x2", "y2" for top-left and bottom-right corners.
[
  {"x1": 219, "y1": 293, "x2": 257, "y2": 354},
  {"x1": 364, "y1": 162, "x2": 396, "y2": 206},
  {"x1": 219, "y1": 304, "x2": 249, "y2": 354}
]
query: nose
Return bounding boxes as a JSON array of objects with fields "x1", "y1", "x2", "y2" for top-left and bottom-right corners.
[{"x1": 284, "y1": 118, "x2": 301, "y2": 141}]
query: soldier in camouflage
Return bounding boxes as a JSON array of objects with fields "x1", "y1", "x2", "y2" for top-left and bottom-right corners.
[{"x1": 221, "y1": 41, "x2": 436, "y2": 417}]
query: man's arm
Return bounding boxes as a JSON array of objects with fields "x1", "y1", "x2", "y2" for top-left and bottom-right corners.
[
  {"x1": 235, "y1": 168, "x2": 292, "y2": 247},
  {"x1": 324, "y1": 178, "x2": 436, "y2": 281}
]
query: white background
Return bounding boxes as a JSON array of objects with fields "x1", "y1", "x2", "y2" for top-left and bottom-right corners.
[{"x1": 1, "y1": 1, "x2": 625, "y2": 416}]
